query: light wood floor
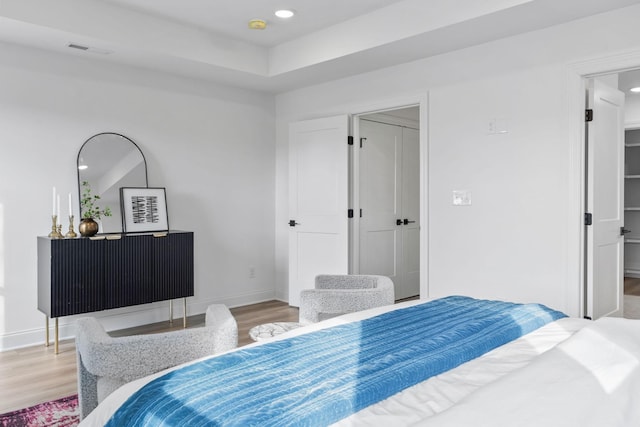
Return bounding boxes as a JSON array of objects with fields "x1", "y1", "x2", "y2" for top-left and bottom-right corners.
[
  {"x1": 625, "y1": 277, "x2": 640, "y2": 296},
  {"x1": 0, "y1": 300, "x2": 299, "y2": 414}
]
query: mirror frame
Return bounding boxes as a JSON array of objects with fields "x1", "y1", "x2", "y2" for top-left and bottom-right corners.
[{"x1": 77, "y1": 132, "x2": 148, "y2": 233}]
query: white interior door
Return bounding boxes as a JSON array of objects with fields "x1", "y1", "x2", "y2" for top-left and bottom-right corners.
[
  {"x1": 586, "y1": 78, "x2": 625, "y2": 319},
  {"x1": 359, "y1": 120, "x2": 402, "y2": 287},
  {"x1": 359, "y1": 119, "x2": 420, "y2": 300},
  {"x1": 288, "y1": 115, "x2": 350, "y2": 307},
  {"x1": 401, "y1": 126, "x2": 420, "y2": 298}
]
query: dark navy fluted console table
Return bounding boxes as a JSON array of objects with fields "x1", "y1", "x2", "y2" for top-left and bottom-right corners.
[{"x1": 37, "y1": 230, "x2": 194, "y2": 353}]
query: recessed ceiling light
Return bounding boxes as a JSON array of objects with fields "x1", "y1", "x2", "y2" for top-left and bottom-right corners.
[
  {"x1": 631, "y1": 87, "x2": 640, "y2": 93},
  {"x1": 275, "y1": 9, "x2": 294, "y2": 19},
  {"x1": 248, "y1": 19, "x2": 267, "y2": 30}
]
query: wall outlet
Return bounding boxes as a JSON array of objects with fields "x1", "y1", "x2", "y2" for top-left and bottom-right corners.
[{"x1": 249, "y1": 266, "x2": 256, "y2": 279}]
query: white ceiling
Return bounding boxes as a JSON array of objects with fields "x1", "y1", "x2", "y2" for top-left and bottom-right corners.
[
  {"x1": 102, "y1": 0, "x2": 409, "y2": 48},
  {"x1": 0, "y1": 0, "x2": 639, "y2": 93}
]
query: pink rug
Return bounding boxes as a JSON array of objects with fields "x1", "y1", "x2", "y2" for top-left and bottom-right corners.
[{"x1": 0, "y1": 395, "x2": 79, "y2": 427}]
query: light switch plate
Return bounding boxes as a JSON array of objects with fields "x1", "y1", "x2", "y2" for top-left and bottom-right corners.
[{"x1": 453, "y1": 190, "x2": 472, "y2": 206}]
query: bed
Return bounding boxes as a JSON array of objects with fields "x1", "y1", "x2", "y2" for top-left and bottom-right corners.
[{"x1": 79, "y1": 296, "x2": 640, "y2": 426}]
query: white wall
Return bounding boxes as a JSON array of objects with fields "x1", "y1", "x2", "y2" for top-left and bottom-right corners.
[
  {"x1": 626, "y1": 94, "x2": 640, "y2": 125},
  {"x1": 427, "y1": 67, "x2": 571, "y2": 310},
  {"x1": 275, "y1": 4, "x2": 640, "y2": 315},
  {"x1": 0, "y1": 43, "x2": 276, "y2": 350}
]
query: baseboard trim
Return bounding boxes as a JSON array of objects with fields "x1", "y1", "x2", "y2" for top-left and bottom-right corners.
[{"x1": 0, "y1": 290, "x2": 277, "y2": 352}]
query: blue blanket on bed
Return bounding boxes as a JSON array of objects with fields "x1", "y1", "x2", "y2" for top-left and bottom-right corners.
[{"x1": 106, "y1": 296, "x2": 565, "y2": 427}]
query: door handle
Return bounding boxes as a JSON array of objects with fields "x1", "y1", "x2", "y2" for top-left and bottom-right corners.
[
  {"x1": 289, "y1": 220, "x2": 300, "y2": 227},
  {"x1": 621, "y1": 227, "x2": 632, "y2": 236},
  {"x1": 403, "y1": 219, "x2": 416, "y2": 225},
  {"x1": 396, "y1": 219, "x2": 403, "y2": 226}
]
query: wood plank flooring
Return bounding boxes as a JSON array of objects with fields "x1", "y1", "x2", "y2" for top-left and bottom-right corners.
[
  {"x1": 0, "y1": 300, "x2": 299, "y2": 414},
  {"x1": 625, "y1": 277, "x2": 640, "y2": 296}
]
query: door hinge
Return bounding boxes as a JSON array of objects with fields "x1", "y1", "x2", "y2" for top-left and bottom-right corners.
[
  {"x1": 585, "y1": 109, "x2": 593, "y2": 122},
  {"x1": 348, "y1": 209, "x2": 354, "y2": 218},
  {"x1": 360, "y1": 137, "x2": 366, "y2": 148},
  {"x1": 360, "y1": 209, "x2": 363, "y2": 218},
  {"x1": 584, "y1": 212, "x2": 593, "y2": 226},
  {"x1": 347, "y1": 136, "x2": 354, "y2": 146}
]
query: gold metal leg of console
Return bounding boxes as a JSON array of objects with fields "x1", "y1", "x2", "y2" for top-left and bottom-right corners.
[
  {"x1": 169, "y1": 300, "x2": 174, "y2": 325},
  {"x1": 54, "y1": 318, "x2": 59, "y2": 355},
  {"x1": 45, "y1": 316, "x2": 50, "y2": 347},
  {"x1": 183, "y1": 298, "x2": 187, "y2": 329}
]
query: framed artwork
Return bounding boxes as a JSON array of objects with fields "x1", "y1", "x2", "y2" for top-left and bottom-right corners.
[{"x1": 120, "y1": 187, "x2": 169, "y2": 232}]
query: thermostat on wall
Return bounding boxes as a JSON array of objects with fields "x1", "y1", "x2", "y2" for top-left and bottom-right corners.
[{"x1": 453, "y1": 190, "x2": 472, "y2": 206}]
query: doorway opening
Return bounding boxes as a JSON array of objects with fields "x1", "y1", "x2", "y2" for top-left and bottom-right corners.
[
  {"x1": 585, "y1": 69, "x2": 640, "y2": 320},
  {"x1": 622, "y1": 95, "x2": 640, "y2": 318},
  {"x1": 351, "y1": 106, "x2": 421, "y2": 300}
]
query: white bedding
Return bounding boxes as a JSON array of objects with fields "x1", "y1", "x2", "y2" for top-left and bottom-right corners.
[
  {"x1": 81, "y1": 300, "x2": 597, "y2": 426},
  {"x1": 420, "y1": 317, "x2": 640, "y2": 427}
]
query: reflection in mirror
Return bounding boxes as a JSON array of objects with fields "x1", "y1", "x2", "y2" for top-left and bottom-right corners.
[{"x1": 77, "y1": 133, "x2": 148, "y2": 233}]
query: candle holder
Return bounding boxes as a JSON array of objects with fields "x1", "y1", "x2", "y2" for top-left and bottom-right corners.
[
  {"x1": 65, "y1": 215, "x2": 78, "y2": 238},
  {"x1": 48, "y1": 215, "x2": 64, "y2": 239}
]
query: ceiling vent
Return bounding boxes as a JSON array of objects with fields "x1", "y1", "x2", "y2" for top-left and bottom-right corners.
[
  {"x1": 67, "y1": 43, "x2": 113, "y2": 55},
  {"x1": 68, "y1": 43, "x2": 89, "y2": 51}
]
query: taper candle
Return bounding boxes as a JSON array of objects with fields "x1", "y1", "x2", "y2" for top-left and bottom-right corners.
[
  {"x1": 56, "y1": 194, "x2": 60, "y2": 219},
  {"x1": 52, "y1": 187, "x2": 56, "y2": 215},
  {"x1": 68, "y1": 193, "x2": 72, "y2": 216}
]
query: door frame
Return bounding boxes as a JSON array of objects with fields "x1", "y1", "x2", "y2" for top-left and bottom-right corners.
[
  {"x1": 569, "y1": 50, "x2": 640, "y2": 318},
  {"x1": 348, "y1": 95, "x2": 429, "y2": 298}
]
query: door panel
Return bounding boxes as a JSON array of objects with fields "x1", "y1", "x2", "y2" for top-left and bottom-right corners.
[
  {"x1": 595, "y1": 242, "x2": 621, "y2": 318},
  {"x1": 586, "y1": 78, "x2": 625, "y2": 319},
  {"x1": 297, "y1": 135, "x2": 342, "y2": 216},
  {"x1": 359, "y1": 119, "x2": 420, "y2": 300},
  {"x1": 402, "y1": 127, "x2": 420, "y2": 224},
  {"x1": 401, "y1": 127, "x2": 420, "y2": 298},
  {"x1": 360, "y1": 229, "x2": 398, "y2": 277},
  {"x1": 295, "y1": 233, "x2": 346, "y2": 294},
  {"x1": 289, "y1": 115, "x2": 350, "y2": 307},
  {"x1": 359, "y1": 120, "x2": 402, "y2": 288}
]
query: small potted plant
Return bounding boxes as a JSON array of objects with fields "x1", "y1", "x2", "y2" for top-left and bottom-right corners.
[{"x1": 79, "y1": 181, "x2": 112, "y2": 237}]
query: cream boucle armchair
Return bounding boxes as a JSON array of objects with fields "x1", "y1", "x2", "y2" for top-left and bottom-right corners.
[
  {"x1": 299, "y1": 274, "x2": 395, "y2": 325},
  {"x1": 75, "y1": 304, "x2": 238, "y2": 419}
]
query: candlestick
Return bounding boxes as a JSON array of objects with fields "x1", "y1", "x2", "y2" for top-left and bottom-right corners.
[
  {"x1": 48, "y1": 215, "x2": 63, "y2": 239},
  {"x1": 65, "y1": 215, "x2": 77, "y2": 238}
]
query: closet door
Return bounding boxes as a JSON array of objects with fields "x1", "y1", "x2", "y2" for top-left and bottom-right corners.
[
  {"x1": 359, "y1": 119, "x2": 420, "y2": 299},
  {"x1": 359, "y1": 120, "x2": 403, "y2": 289},
  {"x1": 400, "y1": 127, "x2": 420, "y2": 298}
]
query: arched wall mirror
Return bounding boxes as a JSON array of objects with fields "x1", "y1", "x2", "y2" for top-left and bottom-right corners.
[{"x1": 77, "y1": 133, "x2": 148, "y2": 233}]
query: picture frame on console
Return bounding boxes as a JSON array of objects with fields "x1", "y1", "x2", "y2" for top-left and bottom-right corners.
[{"x1": 120, "y1": 187, "x2": 169, "y2": 233}]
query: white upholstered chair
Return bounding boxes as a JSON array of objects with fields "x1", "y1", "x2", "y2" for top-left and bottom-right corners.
[
  {"x1": 75, "y1": 304, "x2": 238, "y2": 419},
  {"x1": 299, "y1": 274, "x2": 395, "y2": 325}
]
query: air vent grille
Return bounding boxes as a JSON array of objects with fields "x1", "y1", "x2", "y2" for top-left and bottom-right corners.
[{"x1": 68, "y1": 43, "x2": 89, "y2": 51}]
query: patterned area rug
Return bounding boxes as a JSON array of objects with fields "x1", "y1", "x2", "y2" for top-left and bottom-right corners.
[{"x1": 0, "y1": 395, "x2": 78, "y2": 427}]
